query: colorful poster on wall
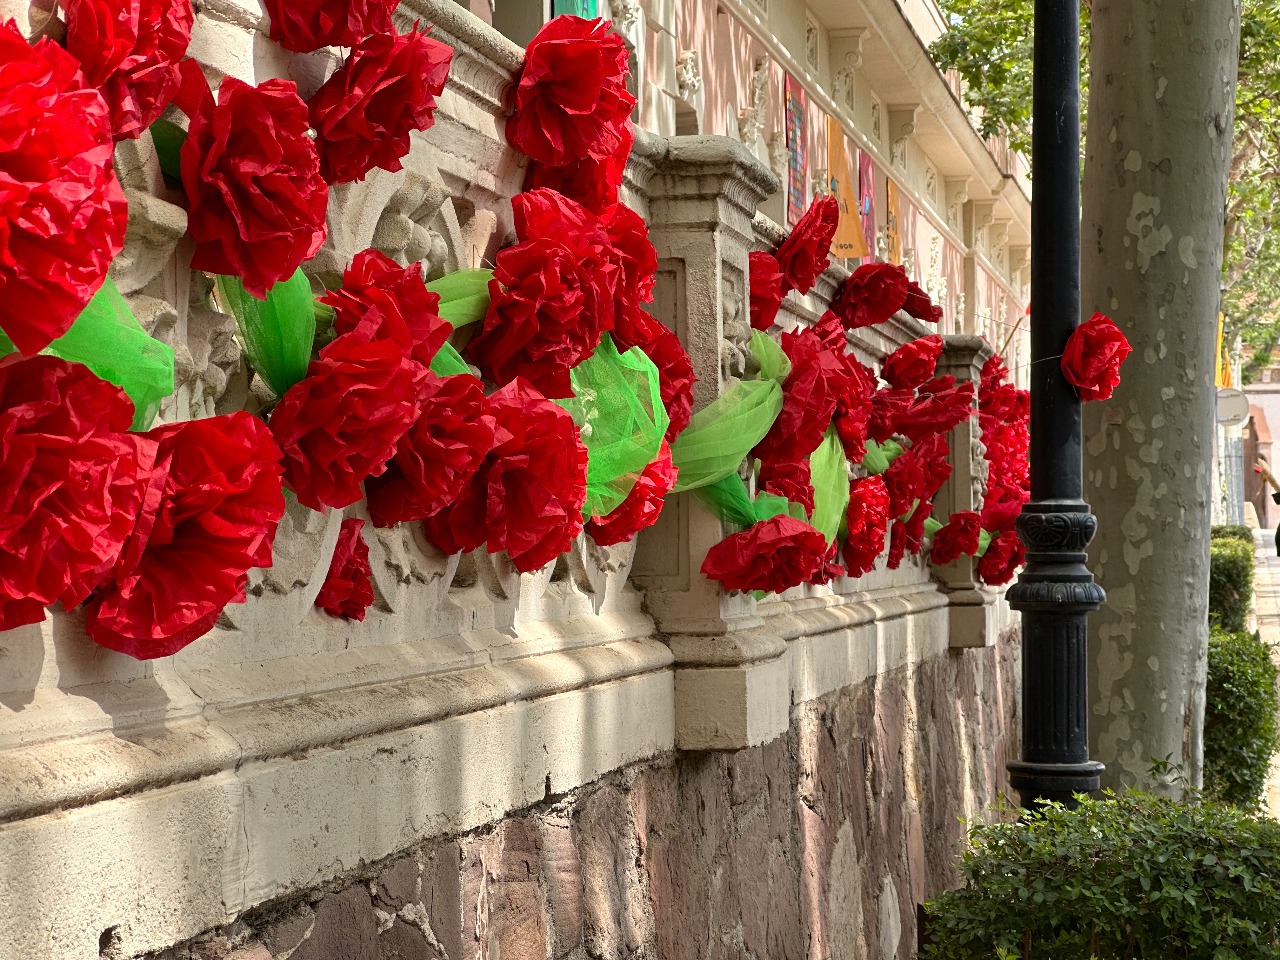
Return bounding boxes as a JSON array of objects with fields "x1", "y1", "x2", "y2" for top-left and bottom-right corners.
[
  {"x1": 551, "y1": 0, "x2": 598, "y2": 15},
  {"x1": 857, "y1": 149, "x2": 876, "y2": 260},
  {"x1": 827, "y1": 117, "x2": 868, "y2": 261},
  {"x1": 885, "y1": 178, "x2": 902, "y2": 265},
  {"x1": 784, "y1": 75, "x2": 807, "y2": 226}
]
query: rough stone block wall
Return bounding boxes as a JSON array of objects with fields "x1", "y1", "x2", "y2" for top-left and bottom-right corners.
[{"x1": 145, "y1": 635, "x2": 1018, "y2": 960}]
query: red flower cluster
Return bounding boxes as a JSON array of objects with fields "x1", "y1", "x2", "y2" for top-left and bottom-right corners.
[
  {"x1": 977, "y1": 354, "x2": 1029, "y2": 585},
  {"x1": 270, "y1": 335, "x2": 430, "y2": 511},
  {"x1": 263, "y1": 0, "x2": 397, "y2": 52},
  {"x1": 930, "y1": 510, "x2": 982, "y2": 565},
  {"x1": 506, "y1": 17, "x2": 635, "y2": 169},
  {"x1": 754, "y1": 327, "x2": 857, "y2": 466},
  {"x1": 0, "y1": 24, "x2": 128, "y2": 356},
  {"x1": 176, "y1": 63, "x2": 328, "y2": 298},
  {"x1": 1062, "y1": 312, "x2": 1132, "y2": 402},
  {"x1": 701, "y1": 515, "x2": 829, "y2": 594},
  {"x1": 776, "y1": 196, "x2": 840, "y2": 295},
  {"x1": 585, "y1": 441, "x2": 678, "y2": 546},
  {"x1": 881, "y1": 335, "x2": 944, "y2": 390},
  {"x1": 832, "y1": 262, "x2": 909, "y2": 331},
  {"x1": 613, "y1": 308, "x2": 696, "y2": 441},
  {"x1": 749, "y1": 252, "x2": 785, "y2": 331},
  {"x1": 86, "y1": 412, "x2": 286, "y2": 659},
  {"x1": 315, "y1": 518, "x2": 376, "y2": 621},
  {"x1": 320, "y1": 250, "x2": 451, "y2": 367},
  {"x1": 977, "y1": 529, "x2": 1025, "y2": 586},
  {"x1": 759, "y1": 458, "x2": 815, "y2": 515},
  {"x1": 309, "y1": 27, "x2": 454, "y2": 185},
  {"x1": 63, "y1": 0, "x2": 194, "y2": 141}
]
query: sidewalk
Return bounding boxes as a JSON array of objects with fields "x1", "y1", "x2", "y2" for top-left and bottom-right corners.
[{"x1": 1251, "y1": 531, "x2": 1280, "y2": 818}]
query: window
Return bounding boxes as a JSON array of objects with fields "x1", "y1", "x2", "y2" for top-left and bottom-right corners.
[{"x1": 493, "y1": 0, "x2": 600, "y2": 47}]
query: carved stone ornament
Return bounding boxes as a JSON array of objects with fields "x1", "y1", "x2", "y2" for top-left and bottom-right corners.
[
  {"x1": 676, "y1": 49, "x2": 703, "y2": 102},
  {"x1": 737, "y1": 55, "x2": 771, "y2": 148}
]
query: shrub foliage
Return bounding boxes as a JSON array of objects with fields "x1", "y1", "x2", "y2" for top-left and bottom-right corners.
[
  {"x1": 921, "y1": 792, "x2": 1280, "y2": 959},
  {"x1": 1212, "y1": 524, "x2": 1255, "y2": 544},
  {"x1": 1204, "y1": 627, "x2": 1280, "y2": 807},
  {"x1": 1209, "y1": 537, "x2": 1255, "y2": 632}
]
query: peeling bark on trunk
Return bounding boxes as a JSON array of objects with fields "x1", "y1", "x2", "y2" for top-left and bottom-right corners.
[{"x1": 1081, "y1": 0, "x2": 1240, "y2": 793}]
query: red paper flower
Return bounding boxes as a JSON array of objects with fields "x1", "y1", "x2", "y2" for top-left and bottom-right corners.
[
  {"x1": 0, "y1": 25, "x2": 128, "y2": 356},
  {"x1": 753, "y1": 327, "x2": 853, "y2": 464},
  {"x1": 981, "y1": 354, "x2": 1009, "y2": 393},
  {"x1": 263, "y1": 0, "x2": 397, "y2": 53},
  {"x1": 882, "y1": 335, "x2": 944, "y2": 390},
  {"x1": 883, "y1": 433, "x2": 950, "y2": 518},
  {"x1": 930, "y1": 510, "x2": 982, "y2": 565},
  {"x1": 896, "y1": 382, "x2": 975, "y2": 444},
  {"x1": 833, "y1": 357, "x2": 877, "y2": 462},
  {"x1": 270, "y1": 334, "x2": 430, "y2": 511},
  {"x1": 365, "y1": 373, "x2": 496, "y2": 527},
  {"x1": 808, "y1": 542, "x2": 846, "y2": 586},
  {"x1": 85, "y1": 412, "x2": 286, "y2": 659},
  {"x1": 421, "y1": 479, "x2": 487, "y2": 556},
  {"x1": 1062, "y1": 312, "x2": 1132, "y2": 401},
  {"x1": 506, "y1": 16, "x2": 635, "y2": 167},
  {"x1": 842, "y1": 475, "x2": 889, "y2": 576},
  {"x1": 319, "y1": 249, "x2": 450, "y2": 367},
  {"x1": 605, "y1": 202, "x2": 657, "y2": 310},
  {"x1": 701, "y1": 514, "x2": 828, "y2": 594},
  {"x1": 902, "y1": 499, "x2": 933, "y2": 556},
  {"x1": 315, "y1": 518, "x2": 375, "y2": 621},
  {"x1": 614, "y1": 308, "x2": 696, "y2": 441},
  {"x1": 813, "y1": 310, "x2": 848, "y2": 352},
  {"x1": 759, "y1": 458, "x2": 815, "y2": 515},
  {"x1": 832, "y1": 262, "x2": 909, "y2": 331},
  {"x1": 523, "y1": 123, "x2": 633, "y2": 215},
  {"x1": 902, "y1": 280, "x2": 942, "y2": 324},
  {"x1": 750, "y1": 251, "x2": 785, "y2": 331},
  {"x1": 886, "y1": 519, "x2": 907, "y2": 569},
  {"x1": 585, "y1": 441, "x2": 678, "y2": 546},
  {"x1": 977, "y1": 528, "x2": 1025, "y2": 586},
  {"x1": 867, "y1": 386, "x2": 915, "y2": 445},
  {"x1": 309, "y1": 26, "x2": 453, "y2": 185},
  {"x1": 63, "y1": 0, "x2": 194, "y2": 141},
  {"x1": 176, "y1": 63, "x2": 328, "y2": 298},
  {"x1": 0, "y1": 357, "x2": 158, "y2": 630},
  {"x1": 482, "y1": 380, "x2": 589, "y2": 571},
  {"x1": 775, "y1": 195, "x2": 839, "y2": 295},
  {"x1": 981, "y1": 495, "x2": 1022, "y2": 536}
]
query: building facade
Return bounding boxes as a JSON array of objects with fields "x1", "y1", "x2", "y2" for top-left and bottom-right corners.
[{"x1": 0, "y1": 1, "x2": 1029, "y2": 958}]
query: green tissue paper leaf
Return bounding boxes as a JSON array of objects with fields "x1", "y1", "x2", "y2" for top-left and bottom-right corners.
[
  {"x1": 217, "y1": 269, "x2": 316, "y2": 397},
  {"x1": 428, "y1": 269, "x2": 494, "y2": 328}
]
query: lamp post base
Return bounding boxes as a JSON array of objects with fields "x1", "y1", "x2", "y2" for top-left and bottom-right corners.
[{"x1": 1008, "y1": 760, "x2": 1104, "y2": 808}]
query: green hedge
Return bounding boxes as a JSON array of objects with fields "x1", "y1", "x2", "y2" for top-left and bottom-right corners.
[
  {"x1": 1212, "y1": 524, "x2": 1255, "y2": 544},
  {"x1": 921, "y1": 792, "x2": 1280, "y2": 959},
  {"x1": 1204, "y1": 627, "x2": 1280, "y2": 807},
  {"x1": 1209, "y1": 537, "x2": 1255, "y2": 632}
]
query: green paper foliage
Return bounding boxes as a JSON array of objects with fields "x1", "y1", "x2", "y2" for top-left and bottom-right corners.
[
  {"x1": 0, "y1": 278, "x2": 175, "y2": 430},
  {"x1": 430, "y1": 341, "x2": 473, "y2": 377},
  {"x1": 560, "y1": 335, "x2": 668, "y2": 518},
  {"x1": 217, "y1": 269, "x2": 316, "y2": 397},
  {"x1": 808, "y1": 428, "x2": 850, "y2": 545},
  {"x1": 149, "y1": 119, "x2": 186, "y2": 183},
  {"x1": 861, "y1": 438, "x2": 904, "y2": 475},
  {"x1": 693, "y1": 472, "x2": 800, "y2": 529},
  {"x1": 670, "y1": 332, "x2": 791, "y2": 493},
  {"x1": 427, "y1": 269, "x2": 494, "y2": 328}
]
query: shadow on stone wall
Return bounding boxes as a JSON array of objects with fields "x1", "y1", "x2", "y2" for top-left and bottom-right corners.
[{"x1": 146, "y1": 634, "x2": 1019, "y2": 960}]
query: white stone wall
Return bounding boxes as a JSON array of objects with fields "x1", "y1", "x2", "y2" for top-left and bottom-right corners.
[{"x1": 0, "y1": 3, "x2": 1017, "y2": 956}]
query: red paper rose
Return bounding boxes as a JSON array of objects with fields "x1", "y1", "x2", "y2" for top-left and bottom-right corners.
[
  {"x1": 902, "y1": 499, "x2": 933, "y2": 556},
  {"x1": 886, "y1": 520, "x2": 907, "y2": 569},
  {"x1": 813, "y1": 310, "x2": 848, "y2": 352},
  {"x1": 0, "y1": 24, "x2": 128, "y2": 356},
  {"x1": 309, "y1": 26, "x2": 453, "y2": 185},
  {"x1": 1062, "y1": 312, "x2": 1132, "y2": 401},
  {"x1": 506, "y1": 16, "x2": 635, "y2": 167},
  {"x1": 981, "y1": 354, "x2": 1009, "y2": 393},
  {"x1": 482, "y1": 380, "x2": 589, "y2": 571},
  {"x1": 902, "y1": 280, "x2": 942, "y2": 324},
  {"x1": 841, "y1": 475, "x2": 889, "y2": 576},
  {"x1": 833, "y1": 357, "x2": 877, "y2": 462},
  {"x1": 605, "y1": 204, "x2": 657, "y2": 306},
  {"x1": 930, "y1": 510, "x2": 982, "y2": 565},
  {"x1": 585, "y1": 441, "x2": 678, "y2": 546},
  {"x1": 750, "y1": 251, "x2": 785, "y2": 331},
  {"x1": 701, "y1": 514, "x2": 829, "y2": 594},
  {"x1": 832, "y1": 262, "x2": 909, "y2": 331},
  {"x1": 614, "y1": 308, "x2": 696, "y2": 441},
  {"x1": 754, "y1": 327, "x2": 853, "y2": 464},
  {"x1": 263, "y1": 0, "x2": 397, "y2": 53},
  {"x1": 981, "y1": 495, "x2": 1022, "y2": 536},
  {"x1": 867, "y1": 387, "x2": 915, "y2": 445},
  {"x1": 320, "y1": 249, "x2": 450, "y2": 367},
  {"x1": 977, "y1": 528, "x2": 1025, "y2": 586},
  {"x1": 882, "y1": 335, "x2": 944, "y2": 390},
  {"x1": 63, "y1": 0, "x2": 194, "y2": 141},
  {"x1": 365, "y1": 373, "x2": 496, "y2": 527},
  {"x1": 270, "y1": 334, "x2": 430, "y2": 511},
  {"x1": 421, "y1": 479, "x2": 488, "y2": 557},
  {"x1": 524, "y1": 121, "x2": 633, "y2": 215},
  {"x1": 759, "y1": 458, "x2": 816, "y2": 515},
  {"x1": 807, "y1": 543, "x2": 846, "y2": 586},
  {"x1": 895, "y1": 382, "x2": 975, "y2": 444},
  {"x1": 176, "y1": 63, "x2": 328, "y2": 298},
  {"x1": 0, "y1": 357, "x2": 158, "y2": 630},
  {"x1": 85, "y1": 412, "x2": 286, "y2": 659},
  {"x1": 315, "y1": 517, "x2": 376, "y2": 621},
  {"x1": 775, "y1": 195, "x2": 839, "y2": 295}
]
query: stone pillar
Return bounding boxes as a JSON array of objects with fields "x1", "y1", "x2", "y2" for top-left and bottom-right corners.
[
  {"x1": 631, "y1": 132, "x2": 788, "y2": 750},
  {"x1": 930, "y1": 334, "x2": 999, "y2": 648}
]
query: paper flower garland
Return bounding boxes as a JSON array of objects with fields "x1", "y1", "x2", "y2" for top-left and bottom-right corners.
[
  {"x1": 315, "y1": 518, "x2": 376, "y2": 621},
  {"x1": 0, "y1": 23, "x2": 128, "y2": 357},
  {"x1": 262, "y1": 0, "x2": 398, "y2": 53},
  {"x1": 775, "y1": 195, "x2": 840, "y2": 295},
  {"x1": 832, "y1": 262, "x2": 911, "y2": 331},
  {"x1": 62, "y1": 0, "x2": 194, "y2": 141},
  {"x1": 1062, "y1": 312, "x2": 1132, "y2": 401}
]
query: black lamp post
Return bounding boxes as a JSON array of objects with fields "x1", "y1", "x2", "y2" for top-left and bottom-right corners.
[{"x1": 1004, "y1": 0, "x2": 1106, "y2": 807}]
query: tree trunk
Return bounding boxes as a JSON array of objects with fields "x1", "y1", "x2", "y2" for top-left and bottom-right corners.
[{"x1": 1081, "y1": 0, "x2": 1240, "y2": 793}]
